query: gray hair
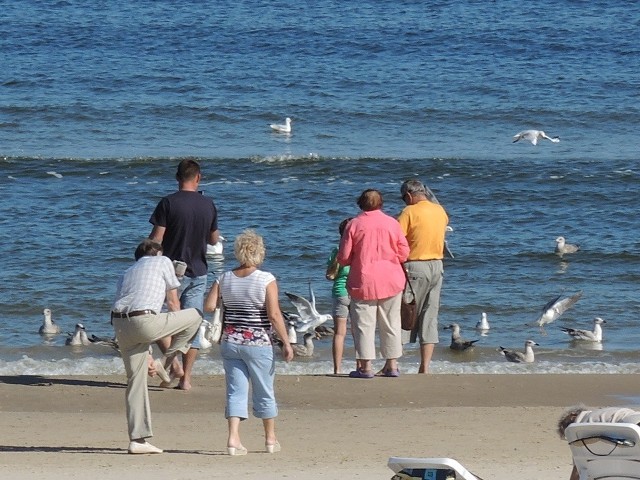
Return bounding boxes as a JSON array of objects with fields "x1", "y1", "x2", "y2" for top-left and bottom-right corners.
[{"x1": 400, "y1": 179, "x2": 428, "y2": 197}]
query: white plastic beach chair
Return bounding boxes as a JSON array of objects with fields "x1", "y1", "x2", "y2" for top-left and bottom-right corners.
[
  {"x1": 565, "y1": 422, "x2": 640, "y2": 480},
  {"x1": 388, "y1": 457, "x2": 480, "y2": 480}
]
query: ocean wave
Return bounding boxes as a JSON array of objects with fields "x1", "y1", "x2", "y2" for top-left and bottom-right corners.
[{"x1": 2, "y1": 355, "x2": 640, "y2": 376}]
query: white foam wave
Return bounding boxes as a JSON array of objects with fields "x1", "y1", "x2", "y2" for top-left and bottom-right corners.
[{"x1": 2, "y1": 356, "x2": 640, "y2": 376}]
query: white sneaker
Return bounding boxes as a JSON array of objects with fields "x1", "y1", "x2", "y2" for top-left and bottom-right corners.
[
  {"x1": 153, "y1": 359, "x2": 171, "y2": 384},
  {"x1": 128, "y1": 440, "x2": 163, "y2": 454}
]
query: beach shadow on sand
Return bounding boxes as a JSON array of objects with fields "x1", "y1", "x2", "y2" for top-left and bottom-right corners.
[
  {"x1": 0, "y1": 445, "x2": 218, "y2": 455},
  {"x1": 0, "y1": 375, "x2": 125, "y2": 389}
]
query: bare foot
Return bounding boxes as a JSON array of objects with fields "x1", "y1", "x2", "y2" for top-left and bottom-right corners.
[{"x1": 177, "y1": 380, "x2": 191, "y2": 391}]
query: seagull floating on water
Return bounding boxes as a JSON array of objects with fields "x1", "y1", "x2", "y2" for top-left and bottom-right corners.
[
  {"x1": 475, "y1": 312, "x2": 490, "y2": 332},
  {"x1": 270, "y1": 117, "x2": 292, "y2": 134},
  {"x1": 444, "y1": 323, "x2": 479, "y2": 351},
  {"x1": 39, "y1": 308, "x2": 60, "y2": 335},
  {"x1": 89, "y1": 334, "x2": 120, "y2": 352},
  {"x1": 528, "y1": 290, "x2": 583, "y2": 334},
  {"x1": 65, "y1": 323, "x2": 91, "y2": 346},
  {"x1": 285, "y1": 281, "x2": 332, "y2": 334},
  {"x1": 499, "y1": 339, "x2": 539, "y2": 363},
  {"x1": 561, "y1": 317, "x2": 606, "y2": 343},
  {"x1": 512, "y1": 129, "x2": 560, "y2": 145},
  {"x1": 292, "y1": 332, "x2": 315, "y2": 357},
  {"x1": 555, "y1": 236, "x2": 580, "y2": 257}
]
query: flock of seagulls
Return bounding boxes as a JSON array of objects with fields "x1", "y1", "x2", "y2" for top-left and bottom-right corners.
[
  {"x1": 444, "y1": 285, "x2": 601, "y2": 365},
  {"x1": 267, "y1": 120, "x2": 561, "y2": 147}
]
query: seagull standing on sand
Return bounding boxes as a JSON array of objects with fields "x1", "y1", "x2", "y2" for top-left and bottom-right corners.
[
  {"x1": 555, "y1": 236, "x2": 580, "y2": 257},
  {"x1": 39, "y1": 308, "x2": 60, "y2": 335},
  {"x1": 561, "y1": 317, "x2": 606, "y2": 343},
  {"x1": 65, "y1": 323, "x2": 91, "y2": 346},
  {"x1": 529, "y1": 290, "x2": 583, "y2": 334},
  {"x1": 444, "y1": 323, "x2": 479, "y2": 351},
  {"x1": 270, "y1": 117, "x2": 292, "y2": 134},
  {"x1": 285, "y1": 281, "x2": 332, "y2": 334},
  {"x1": 475, "y1": 312, "x2": 490, "y2": 332},
  {"x1": 512, "y1": 129, "x2": 560, "y2": 145},
  {"x1": 499, "y1": 340, "x2": 539, "y2": 363}
]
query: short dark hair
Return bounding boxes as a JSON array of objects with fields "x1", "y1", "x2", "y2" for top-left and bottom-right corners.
[
  {"x1": 339, "y1": 217, "x2": 353, "y2": 236},
  {"x1": 135, "y1": 239, "x2": 163, "y2": 260},
  {"x1": 357, "y1": 189, "x2": 383, "y2": 211},
  {"x1": 175, "y1": 158, "x2": 201, "y2": 182}
]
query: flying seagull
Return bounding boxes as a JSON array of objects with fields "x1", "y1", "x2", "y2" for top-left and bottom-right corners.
[
  {"x1": 560, "y1": 317, "x2": 606, "y2": 343},
  {"x1": 499, "y1": 339, "x2": 539, "y2": 363},
  {"x1": 285, "y1": 281, "x2": 332, "y2": 334},
  {"x1": 512, "y1": 129, "x2": 560, "y2": 145},
  {"x1": 529, "y1": 291, "x2": 583, "y2": 334}
]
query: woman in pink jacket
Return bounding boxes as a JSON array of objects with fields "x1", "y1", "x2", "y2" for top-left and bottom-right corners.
[{"x1": 337, "y1": 189, "x2": 410, "y2": 378}]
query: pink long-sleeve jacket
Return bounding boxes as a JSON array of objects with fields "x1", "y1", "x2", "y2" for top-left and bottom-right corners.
[{"x1": 337, "y1": 209, "x2": 409, "y2": 301}]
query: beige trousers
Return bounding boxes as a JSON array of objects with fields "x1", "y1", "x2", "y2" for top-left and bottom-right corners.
[
  {"x1": 350, "y1": 292, "x2": 403, "y2": 361},
  {"x1": 112, "y1": 308, "x2": 202, "y2": 440}
]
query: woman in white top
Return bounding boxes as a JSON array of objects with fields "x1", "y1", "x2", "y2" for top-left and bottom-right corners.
[{"x1": 204, "y1": 229, "x2": 293, "y2": 455}]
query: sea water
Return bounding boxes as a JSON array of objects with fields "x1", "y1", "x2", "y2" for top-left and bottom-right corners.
[{"x1": 0, "y1": 1, "x2": 638, "y2": 375}]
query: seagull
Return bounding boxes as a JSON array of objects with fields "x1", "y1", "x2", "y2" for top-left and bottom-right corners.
[
  {"x1": 314, "y1": 325, "x2": 335, "y2": 338},
  {"x1": 555, "y1": 236, "x2": 580, "y2": 257},
  {"x1": 282, "y1": 311, "x2": 300, "y2": 344},
  {"x1": 560, "y1": 317, "x2": 606, "y2": 342},
  {"x1": 206, "y1": 235, "x2": 226, "y2": 257},
  {"x1": 475, "y1": 312, "x2": 490, "y2": 332},
  {"x1": 285, "y1": 281, "x2": 332, "y2": 334},
  {"x1": 292, "y1": 332, "x2": 315, "y2": 357},
  {"x1": 529, "y1": 291, "x2": 583, "y2": 334},
  {"x1": 512, "y1": 130, "x2": 560, "y2": 145},
  {"x1": 89, "y1": 334, "x2": 120, "y2": 352},
  {"x1": 499, "y1": 340, "x2": 539, "y2": 363},
  {"x1": 65, "y1": 323, "x2": 91, "y2": 346},
  {"x1": 444, "y1": 323, "x2": 479, "y2": 351},
  {"x1": 39, "y1": 308, "x2": 60, "y2": 335},
  {"x1": 195, "y1": 320, "x2": 213, "y2": 349},
  {"x1": 270, "y1": 117, "x2": 292, "y2": 134}
]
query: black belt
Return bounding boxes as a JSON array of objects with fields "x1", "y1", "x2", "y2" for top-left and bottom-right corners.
[{"x1": 111, "y1": 310, "x2": 156, "y2": 319}]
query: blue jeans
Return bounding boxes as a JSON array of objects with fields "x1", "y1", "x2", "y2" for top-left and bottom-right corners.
[
  {"x1": 180, "y1": 274, "x2": 207, "y2": 348},
  {"x1": 221, "y1": 341, "x2": 277, "y2": 420}
]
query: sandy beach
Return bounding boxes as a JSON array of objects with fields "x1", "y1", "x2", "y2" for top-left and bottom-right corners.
[{"x1": 1, "y1": 373, "x2": 638, "y2": 479}]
